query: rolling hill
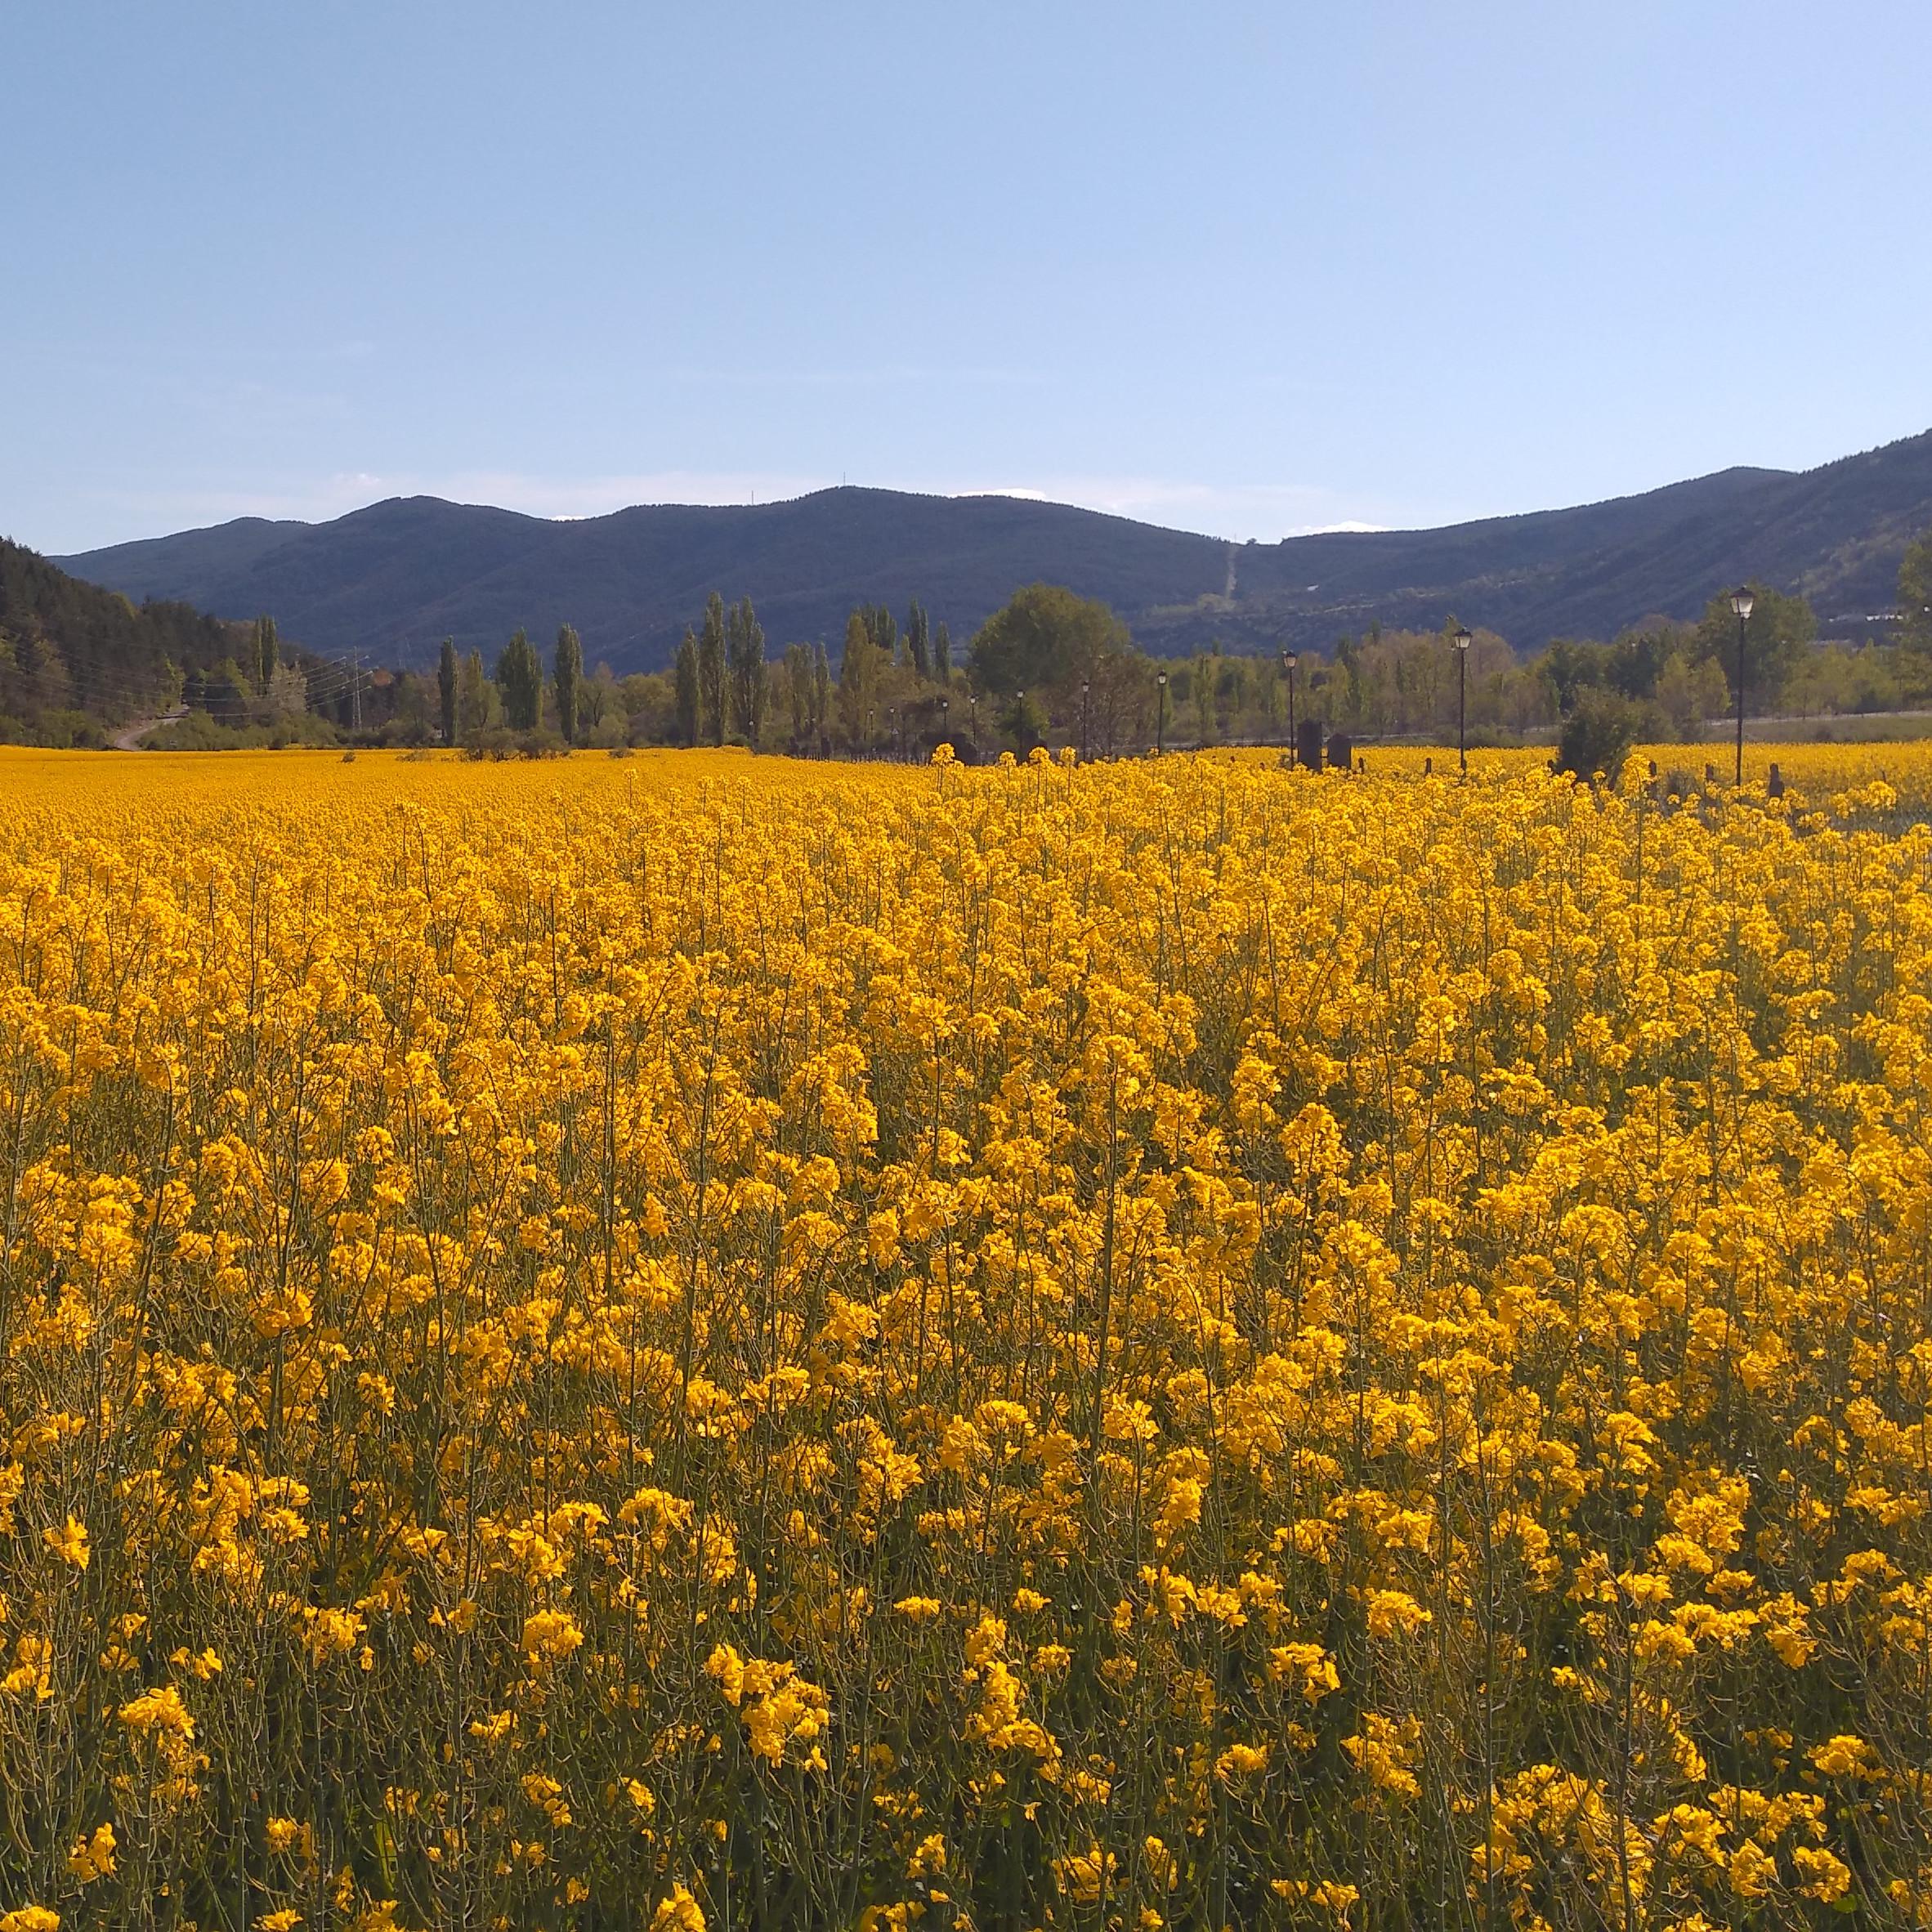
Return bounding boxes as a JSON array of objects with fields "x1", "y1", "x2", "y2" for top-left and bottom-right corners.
[
  {"x1": 0, "y1": 535, "x2": 246, "y2": 724},
  {"x1": 54, "y1": 428, "x2": 1932, "y2": 672}
]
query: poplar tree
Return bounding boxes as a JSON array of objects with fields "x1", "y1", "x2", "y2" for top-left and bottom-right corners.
[
  {"x1": 458, "y1": 650, "x2": 489, "y2": 736},
  {"x1": 252, "y1": 615, "x2": 279, "y2": 691},
  {"x1": 785, "y1": 643, "x2": 812, "y2": 745},
  {"x1": 496, "y1": 628, "x2": 543, "y2": 731},
  {"x1": 553, "y1": 624, "x2": 583, "y2": 744},
  {"x1": 697, "y1": 593, "x2": 727, "y2": 744},
  {"x1": 934, "y1": 621, "x2": 952, "y2": 685},
  {"x1": 437, "y1": 637, "x2": 458, "y2": 745},
  {"x1": 674, "y1": 631, "x2": 701, "y2": 745},
  {"x1": 812, "y1": 643, "x2": 832, "y2": 750},
  {"x1": 838, "y1": 611, "x2": 879, "y2": 749},
  {"x1": 906, "y1": 601, "x2": 931, "y2": 681},
  {"x1": 726, "y1": 597, "x2": 766, "y2": 744}
]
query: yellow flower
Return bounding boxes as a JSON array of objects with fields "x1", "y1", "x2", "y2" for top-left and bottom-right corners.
[
  {"x1": 65, "y1": 1824, "x2": 115, "y2": 1883},
  {"x1": 43, "y1": 1518, "x2": 88, "y2": 1570},
  {"x1": 1364, "y1": 1590, "x2": 1431, "y2": 1639},
  {"x1": 650, "y1": 1883, "x2": 706, "y2": 1932},
  {"x1": 1809, "y1": 1734, "x2": 1880, "y2": 1780},
  {"x1": 520, "y1": 1610, "x2": 584, "y2": 1666},
  {"x1": 119, "y1": 1685, "x2": 194, "y2": 1740}
]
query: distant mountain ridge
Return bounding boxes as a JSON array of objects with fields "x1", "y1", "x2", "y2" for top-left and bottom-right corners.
[{"x1": 54, "y1": 429, "x2": 1932, "y2": 671}]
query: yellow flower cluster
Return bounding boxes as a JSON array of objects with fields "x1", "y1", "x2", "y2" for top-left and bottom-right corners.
[{"x1": 2, "y1": 740, "x2": 1932, "y2": 1928}]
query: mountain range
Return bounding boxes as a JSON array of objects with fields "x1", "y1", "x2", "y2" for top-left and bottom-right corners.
[{"x1": 52, "y1": 428, "x2": 1932, "y2": 673}]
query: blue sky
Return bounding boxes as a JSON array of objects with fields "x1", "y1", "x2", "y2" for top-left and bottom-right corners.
[{"x1": 10, "y1": 1, "x2": 1931, "y2": 553}]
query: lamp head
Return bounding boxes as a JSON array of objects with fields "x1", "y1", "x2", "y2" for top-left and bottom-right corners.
[
  {"x1": 1452, "y1": 625, "x2": 1473, "y2": 653},
  {"x1": 1729, "y1": 587, "x2": 1755, "y2": 621}
]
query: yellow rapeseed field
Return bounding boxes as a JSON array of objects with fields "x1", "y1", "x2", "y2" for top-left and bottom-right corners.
[{"x1": 2, "y1": 742, "x2": 1932, "y2": 1930}]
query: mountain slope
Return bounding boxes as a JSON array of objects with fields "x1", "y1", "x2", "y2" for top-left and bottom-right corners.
[
  {"x1": 55, "y1": 430, "x2": 1932, "y2": 670},
  {"x1": 0, "y1": 536, "x2": 244, "y2": 722}
]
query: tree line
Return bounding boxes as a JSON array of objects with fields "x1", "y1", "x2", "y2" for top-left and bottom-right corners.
[{"x1": 11, "y1": 525, "x2": 1932, "y2": 754}]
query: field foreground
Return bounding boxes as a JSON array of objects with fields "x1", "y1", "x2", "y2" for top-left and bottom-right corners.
[{"x1": 2, "y1": 744, "x2": 1932, "y2": 1930}]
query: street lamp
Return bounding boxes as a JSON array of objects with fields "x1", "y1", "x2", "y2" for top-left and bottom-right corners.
[
  {"x1": 1281, "y1": 649, "x2": 1299, "y2": 763},
  {"x1": 1015, "y1": 688, "x2": 1026, "y2": 755},
  {"x1": 1156, "y1": 671, "x2": 1168, "y2": 756},
  {"x1": 969, "y1": 693, "x2": 978, "y2": 756},
  {"x1": 1452, "y1": 624, "x2": 1472, "y2": 775},
  {"x1": 1729, "y1": 586, "x2": 1754, "y2": 785},
  {"x1": 1080, "y1": 678, "x2": 1091, "y2": 763}
]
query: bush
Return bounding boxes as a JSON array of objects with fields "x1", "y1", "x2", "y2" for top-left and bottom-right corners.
[
  {"x1": 1554, "y1": 691, "x2": 1641, "y2": 785},
  {"x1": 464, "y1": 727, "x2": 567, "y2": 762}
]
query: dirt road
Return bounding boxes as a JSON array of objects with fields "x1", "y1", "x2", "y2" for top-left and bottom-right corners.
[{"x1": 111, "y1": 705, "x2": 186, "y2": 751}]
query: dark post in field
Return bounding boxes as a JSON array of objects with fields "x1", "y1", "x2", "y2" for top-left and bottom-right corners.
[
  {"x1": 1729, "y1": 586, "x2": 1754, "y2": 785},
  {"x1": 1453, "y1": 624, "x2": 1472, "y2": 775}
]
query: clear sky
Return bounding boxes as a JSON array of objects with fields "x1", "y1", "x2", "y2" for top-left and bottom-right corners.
[{"x1": 10, "y1": 0, "x2": 1932, "y2": 554}]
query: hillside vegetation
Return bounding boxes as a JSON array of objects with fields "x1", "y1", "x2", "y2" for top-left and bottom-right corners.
[{"x1": 0, "y1": 538, "x2": 244, "y2": 744}]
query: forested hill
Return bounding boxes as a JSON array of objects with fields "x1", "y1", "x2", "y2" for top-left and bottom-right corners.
[
  {"x1": 0, "y1": 537, "x2": 244, "y2": 724},
  {"x1": 52, "y1": 427, "x2": 1932, "y2": 673}
]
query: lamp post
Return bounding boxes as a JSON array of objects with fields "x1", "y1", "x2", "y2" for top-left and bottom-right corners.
[
  {"x1": 1282, "y1": 649, "x2": 1298, "y2": 763},
  {"x1": 1452, "y1": 624, "x2": 1472, "y2": 775},
  {"x1": 1015, "y1": 688, "x2": 1026, "y2": 756},
  {"x1": 940, "y1": 695, "x2": 949, "y2": 755},
  {"x1": 969, "y1": 694, "x2": 978, "y2": 757},
  {"x1": 1156, "y1": 671, "x2": 1168, "y2": 755},
  {"x1": 1080, "y1": 678, "x2": 1091, "y2": 762},
  {"x1": 1729, "y1": 586, "x2": 1754, "y2": 785}
]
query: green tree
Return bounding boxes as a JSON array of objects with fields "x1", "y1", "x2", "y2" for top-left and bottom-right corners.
[
  {"x1": 839, "y1": 610, "x2": 882, "y2": 748},
  {"x1": 697, "y1": 593, "x2": 727, "y2": 745},
  {"x1": 250, "y1": 615, "x2": 280, "y2": 692},
  {"x1": 934, "y1": 620, "x2": 952, "y2": 685},
  {"x1": 1693, "y1": 582, "x2": 1815, "y2": 713},
  {"x1": 458, "y1": 649, "x2": 490, "y2": 736},
  {"x1": 1554, "y1": 690, "x2": 1640, "y2": 785},
  {"x1": 906, "y1": 601, "x2": 931, "y2": 681},
  {"x1": 1538, "y1": 638, "x2": 1608, "y2": 716},
  {"x1": 553, "y1": 624, "x2": 583, "y2": 744},
  {"x1": 967, "y1": 584, "x2": 1134, "y2": 710},
  {"x1": 495, "y1": 628, "x2": 543, "y2": 731},
  {"x1": 1652, "y1": 652, "x2": 1721, "y2": 740},
  {"x1": 726, "y1": 597, "x2": 766, "y2": 744},
  {"x1": 1899, "y1": 529, "x2": 1932, "y2": 657},
  {"x1": 785, "y1": 643, "x2": 812, "y2": 745},
  {"x1": 812, "y1": 643, "x2": 832, "y2": 749},
  {"x1": 437, "y1": 637, "x2": 458, "y2": 745},
  {"x1": 673, "y1": 631, "x2": 701, "y2": 745},
  {"x1": 861, "y1": 604, "x2": 899, "y2": 665}
]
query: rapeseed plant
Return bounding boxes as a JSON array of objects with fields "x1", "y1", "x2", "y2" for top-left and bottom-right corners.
[{"x1": 0, "y1": 742, "x2": 1929, "y2": 1926}]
